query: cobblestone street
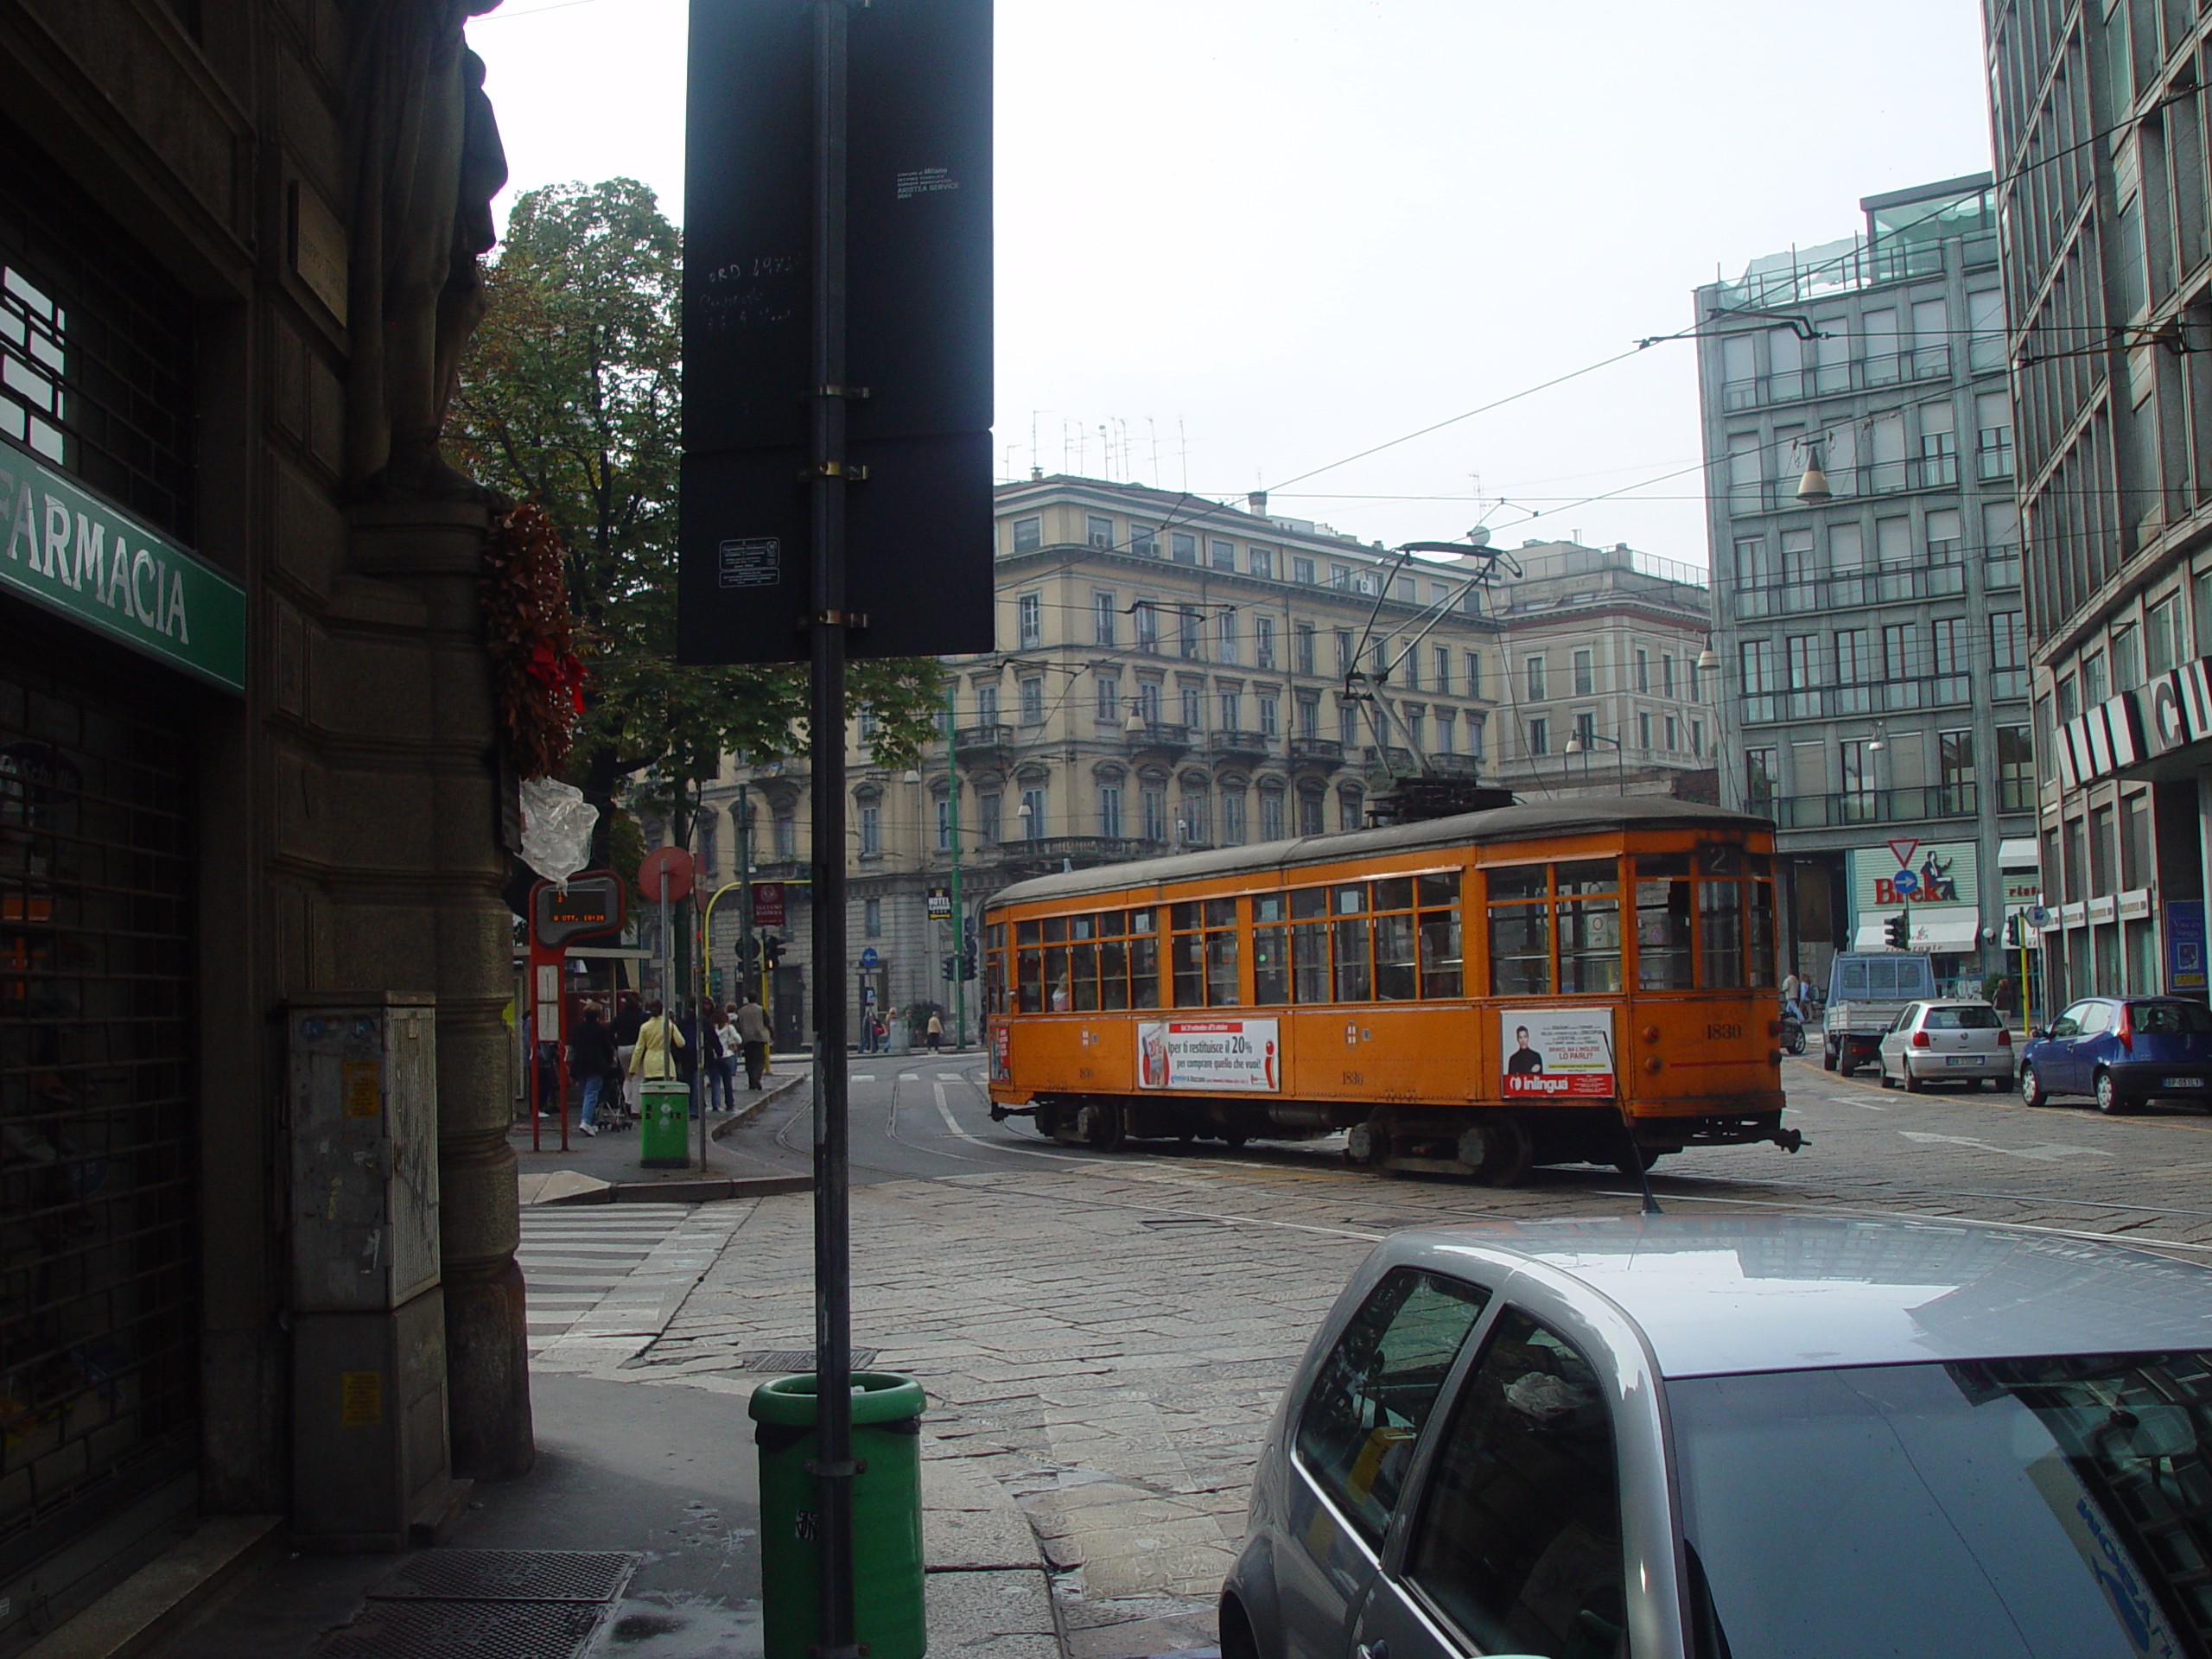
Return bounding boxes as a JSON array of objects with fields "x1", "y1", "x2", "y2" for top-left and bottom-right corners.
[{"x1": 513, "y1": 1054, "x2": 2212, "y2": 1657}]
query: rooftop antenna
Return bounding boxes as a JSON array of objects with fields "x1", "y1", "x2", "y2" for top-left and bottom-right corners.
[
  {"x1": 1147, "y1": 416, "x2": 1161, "y2": 487},
  {"x1": 1177, "y1": 417, "x2": 1190, "y2": 492}
]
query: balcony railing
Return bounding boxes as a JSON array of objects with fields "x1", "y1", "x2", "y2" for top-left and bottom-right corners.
[
  {"x1": 1125, "y1": 721, "x2": 1192, "y2": 757},
  {"x1": 952, "y1": 723, "x2": 1015, "y2": 764},
  {"x1": 1767, "y1": 784, "x2": 1980, "y2": 828},
  {"x1": 1211, "y1": 728, "x2": 1271, "y2": 761},
  {"x1": 1288, "y1": 736, "x2": 1344, "y2": 765},
  {"x1": 1425, "y1": 753, "x2": 1483, "y2": 777},
  {"x1": 1731, "y1": 451, "x2": 1995, "y2": 517},
  {"x1": 1711, "y1": 230, "x2": 1994, "y2": 311},
  {"x1": 1717, "y1": 343, "x2": 2000, "y2": 411}
]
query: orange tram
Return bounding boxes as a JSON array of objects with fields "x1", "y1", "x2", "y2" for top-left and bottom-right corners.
[{"x1": 980, "y1": 798, "x2": 1801, "y2": 1186}]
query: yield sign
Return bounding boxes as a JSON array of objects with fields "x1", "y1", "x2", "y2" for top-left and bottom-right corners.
[{"x1": 1886, "y1": 838, "x2": 1920, "y2": 870}]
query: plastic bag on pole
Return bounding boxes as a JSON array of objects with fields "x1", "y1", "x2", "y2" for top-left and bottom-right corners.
[{"x1": 518, "y1": 776, "x2": 599, "y2": 887}]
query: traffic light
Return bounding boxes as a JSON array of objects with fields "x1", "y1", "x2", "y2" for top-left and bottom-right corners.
[
  {"x1": 942, "y1": 954, "x2": 957, "y2": 982},
  {"x1": 958, "y1": 943, "x2": 978, "y2": 982},
  {"x1": 762, "y1": 934, "x2": 785, "y2": 967},
  {"x1": 1885, "y1": 911, "x2": 1910, "y2": 950},
  {"x1": 735, "y1": 938, "x2": 760, "y2": 969}
]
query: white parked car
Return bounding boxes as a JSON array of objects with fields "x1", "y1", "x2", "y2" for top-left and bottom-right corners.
[{"x1": 1876, "y1": 999, "x2": 2014, "y2": 1092}]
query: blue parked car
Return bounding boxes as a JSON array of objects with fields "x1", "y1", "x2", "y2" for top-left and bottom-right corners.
[{"x1": 2018, "y1": 995, "x2": 2212, "y2": 1113}]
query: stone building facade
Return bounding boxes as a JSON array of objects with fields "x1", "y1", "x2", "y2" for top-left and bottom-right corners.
[{"x1": 0, "y1": 3, "x2": 530, "y2": 1646}]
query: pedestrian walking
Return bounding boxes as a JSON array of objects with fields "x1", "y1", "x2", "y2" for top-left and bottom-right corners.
[
  {"x1": 611, "y1": 991, "x2": 646, "y2": 1124},
  {"x1": 569, "y1": 1001, "x2": 617, "y2": 1137},
  {"x1": 1782, "y1": 969, "x2": 1805, "y2": 1021},
  {"x1": 704, "y1": 1002, "x2": 738, "y2": 1114},
  {"x1": 925, "y1": 1010, "x2": 944, "y2": 1052},
  {"x1": 735, "y1": 994, "x2": 771, "y2": 1090},
  {"x1": 632, "y1": 1000, "x2": 685, "y2": 1098}
]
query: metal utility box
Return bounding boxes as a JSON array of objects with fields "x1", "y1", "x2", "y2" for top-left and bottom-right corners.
[
  {"x1": 289, "y1": 994, "x2": 440, "y2": 1312},
  {"x1": 287, "y1": 995, "x2": 460, "y2": 1548}
]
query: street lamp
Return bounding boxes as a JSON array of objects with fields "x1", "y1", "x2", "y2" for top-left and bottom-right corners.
[{"x1": 1565, "y1": 728, "x2": 1628, "y2": 794}]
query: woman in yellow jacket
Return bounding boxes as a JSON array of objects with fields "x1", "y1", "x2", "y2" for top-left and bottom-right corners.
[{"x1": 631, "y1": 1000, "x2": 685, "y2": 1090}]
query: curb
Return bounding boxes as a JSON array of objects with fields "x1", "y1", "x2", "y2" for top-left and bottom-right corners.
[{"x1": 538, "y1": 1072, "x2": 810, "y2": 1205}]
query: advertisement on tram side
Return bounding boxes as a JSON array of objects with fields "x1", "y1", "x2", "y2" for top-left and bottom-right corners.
[
  {"x1": 1499, "y1": 1007, "x2": 1615, "y2": 1098},
  {"x1": 1136, "y1": 1018, "x2": 1281, "y2": 1092}
]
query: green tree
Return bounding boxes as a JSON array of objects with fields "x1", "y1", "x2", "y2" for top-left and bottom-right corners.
[{"x1": 449, "y1": 177, "x2": 943, "y2": 862}]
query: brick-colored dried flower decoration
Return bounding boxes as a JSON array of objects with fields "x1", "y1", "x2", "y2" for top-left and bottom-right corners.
[{"x1": 480, "y1": 502, "x2": 586, "y2": 780}]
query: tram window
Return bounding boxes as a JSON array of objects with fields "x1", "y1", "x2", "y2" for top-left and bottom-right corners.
[
  {"x1": 1419, "y1": 906, "x2": 1462, "y2": 998},
  {"x1": 1131, "y1": 934, "x2": 1161, "y2": 1007},
  {"x1": 1417, "y1": 872, "x2": 1459, "y2": 908},
  {"x1": 1556, "y1": 857, "x2": 1618, "y2": 893},
  {"x1": 1206, "y1": 897, "x2": 1237, "y2": 929},
  {"x1": 1172, "y1": 901, "x2": 1200, "y2": 931},
  {"x1": 1698, "y1": 880, "x2": 1746, "y2": 988},
  {"x1": 986, "y1": 950, "x2": 1007, "y2": 1014},
  {"x1": 1374, "y1": 875, "x2": 1414, "y2": 912},
  {"x1": 1172, "y1": 928, "x2": 1205, "y2": 1007},
  {"x1": 1016, "y1": 918, "x2": 1042, "y2": 945},
  {"x1": 1290, "y1": 886, "x2": 1327, "y2": 921},
  {"x1": 1018, "y1": 947, "x2": 1044, "y2": 1012},
  {"x1": 1748, "y1": 880, "x2": 1777, "y2": 987},
  {"x1": 1636, "y1": 880, "x2": 1694, "y2": 989},
  {"x1": 1334, "y1": 914, "x2": 1373, "y2": 1001},
  {"x1": 1560, "y1": 897, "x2": 1623, "y2": 992},
  {"x1": 1254, "y1": 922, "x2": 1289, "y2": 1004},
  {"x1": 1486, "y1": 867, "x2": 1552, "y2": 995},
  {"x1": 1100, "y1": 938, "x2": 1130, "y2": 1010},
  {"x1": 1071, "y1": 913, "x2": 1095, "y2": 941},
  {"x1": 1207, "y1": 929, "x2": 1242, "y2": 1006},
  {"x1": 1131, "y1": 907, "x2": 1154, "y2": 933},
  {"x1": 1291, "y1": 918, "x2": 1331, "y2": 1001},
  {"x1": 1335, "y1": 884, "x2": 1366, "y2": 916},
  {"x1": 1071, "y1": 940, "x2": 1101, "y2": 1010},
  {"x1": 1375, "y1": 912, "x2": 1417, "y2": 1000},
  {"x1": 1635, "y1": 853, "x2": 1689, "y2": 879},
  {"x1": 1044, "y1": 917, "x2": 1068, "y2": 944},
  {"x1": 988, "y1": 923, "x2": 1006, "y2": 950},
  {"x1": 1046, "y1": 944, "x2": 1071, "y2": 1009}
]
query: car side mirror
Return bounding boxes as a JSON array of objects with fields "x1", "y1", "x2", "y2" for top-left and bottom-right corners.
[{"x1": 2028, "y1": 1027, "x2": 2044, "y2": 1040}]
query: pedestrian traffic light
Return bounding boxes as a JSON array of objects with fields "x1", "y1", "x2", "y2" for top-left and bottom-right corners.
[
  {"x1": 736, "y1": 937, "x2": 761, "y2": 969},
  {"x1": 1885, "y1": 911, "x2": 1910, "y2": 950},
  {"x1": 762, "y1": 934, "x2": 785, "y2": 967}
]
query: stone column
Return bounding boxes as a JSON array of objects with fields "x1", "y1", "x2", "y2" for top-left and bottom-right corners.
[{"x1": 336, "y1": 499, "x2": 534, "y2": 1478}]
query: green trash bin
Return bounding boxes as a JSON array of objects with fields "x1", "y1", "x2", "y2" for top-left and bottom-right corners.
[
  {"x1": 751, "y1": 1371, "x2": 926, "y2": 1659},
  {"x1": 639, "y1": 1077, "x2": 690, "y2": 1167}
]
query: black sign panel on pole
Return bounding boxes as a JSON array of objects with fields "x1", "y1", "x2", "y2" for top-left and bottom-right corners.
[{"x1": 679, "y1": 0, "x2": 995, "y2": 666}]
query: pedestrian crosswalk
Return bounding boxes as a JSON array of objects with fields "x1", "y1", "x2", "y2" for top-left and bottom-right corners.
[{"x1": 517, "y1": 1204, "x2": 733, "y2": 1352}]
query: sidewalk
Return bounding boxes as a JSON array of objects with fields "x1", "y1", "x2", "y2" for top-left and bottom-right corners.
[{"x1": 512, "y1": 1065, "x2": 809, "y2": 1205}]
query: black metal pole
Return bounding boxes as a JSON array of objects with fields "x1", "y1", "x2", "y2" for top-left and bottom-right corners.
[{"x1": 809, "y1": 2, "x2": 856, "y2": 1653}]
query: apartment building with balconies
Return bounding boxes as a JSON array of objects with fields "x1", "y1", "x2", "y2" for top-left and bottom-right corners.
[{"x1": 1697, "y1": 174, "x2": 2034, "y2": 992}]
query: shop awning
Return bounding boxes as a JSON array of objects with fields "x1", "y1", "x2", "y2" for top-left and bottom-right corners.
[
  {"x1": 1852, "y1": 910, "x2": 1985, "y2": 954},
  {"x1": 1997, "y1": 838, "x2": 2039, "y2": 869}
]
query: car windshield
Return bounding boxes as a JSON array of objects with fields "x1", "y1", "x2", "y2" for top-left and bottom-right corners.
[
  {"x1": 2133, "y1": 1001, "x2": 2212, "y2": 1035},
  {"x1": 1924, "y1": 1006, "x2": 2002, "y2": 1030},
  {"x1": 1673, "y1": 1355, "x2": 2212, "y2": 1659}
]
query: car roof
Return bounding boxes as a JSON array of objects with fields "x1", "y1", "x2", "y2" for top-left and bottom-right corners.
[{"x1": 1381, "y1": 1214, "x2": 2212, "y2": 1378}]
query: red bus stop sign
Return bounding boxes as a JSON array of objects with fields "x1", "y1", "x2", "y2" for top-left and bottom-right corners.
[{"x1": 638, "y1": 846, "x2": 696, "y2": 903}]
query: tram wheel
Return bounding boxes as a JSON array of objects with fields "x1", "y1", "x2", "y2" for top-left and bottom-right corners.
[
  {"x1": 1223, "y1": 1132, "x2": 1249, "y2": 1149},
  {"x1": 1614, "y1": 1146, "x2": 1662, "y2": 1177},
  {"x1": 1076, "y1": 1103, "x2": 1127, "y2": 1151},
  {"x1": 1345, "y1": 1122, "x2": 1388, "y2": 1166},
  {"x1": 1472, "y1": 1112, "x2": 1534, "y2": 1188}
]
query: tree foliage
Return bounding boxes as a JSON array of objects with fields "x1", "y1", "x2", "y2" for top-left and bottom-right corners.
[{"x1": 449, "y1": 178, "x2": 943, "y2": 848}]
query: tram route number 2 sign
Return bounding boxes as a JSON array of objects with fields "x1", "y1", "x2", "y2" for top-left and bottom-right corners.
[
  {"x1": 1500, "y1": 1007, "x2": 1615, "y2": 1098},
  {"x1": 1136, "y1": 1018, "x2": 1280, "y2": 1092}
]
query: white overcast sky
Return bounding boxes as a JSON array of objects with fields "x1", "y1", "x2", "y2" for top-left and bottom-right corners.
[{"x1": 470, "y1": 0, "x2": 1995, "y2": 569}]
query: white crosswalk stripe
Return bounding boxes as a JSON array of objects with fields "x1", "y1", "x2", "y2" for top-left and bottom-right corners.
[{"x1": 518, "y1": 1204, "x2": 728, "y2": 1351}]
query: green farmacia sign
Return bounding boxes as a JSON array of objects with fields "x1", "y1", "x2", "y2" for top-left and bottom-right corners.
[{"x1": 0, "y1": 439, "x2": 245, "y2": 694}]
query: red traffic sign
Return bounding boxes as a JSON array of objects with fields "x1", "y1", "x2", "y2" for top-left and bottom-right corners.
[
  {"x1": 638, "y1": 845, "x2": 696, "y2": 902},
  {"x1": 753, "y1": 881, "x2": 786, "y2": 927},
  {"x1": 1886, "y1": 838, "x2": 1920, "y2": 871}
]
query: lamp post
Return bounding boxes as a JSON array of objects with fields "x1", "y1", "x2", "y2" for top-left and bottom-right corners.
[{"x1": 1564, "y1": 728, "x2": 1627, "y2": 794}]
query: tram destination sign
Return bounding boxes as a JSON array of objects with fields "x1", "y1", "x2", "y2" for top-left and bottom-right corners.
[{"x1": 0, "y1": 437, "x2": 245, "y2": 693}]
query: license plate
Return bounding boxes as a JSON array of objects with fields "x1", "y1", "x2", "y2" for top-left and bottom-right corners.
[
  {"x1": 1946, "y1": 1056, "x2": 1983, "y2": 1066},
  {"x1": 2163, "y1": 1077, "x2": 2205, "y2": 1089}
]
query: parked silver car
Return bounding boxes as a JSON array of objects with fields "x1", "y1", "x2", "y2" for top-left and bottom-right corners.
[
  {"x1": 1875, "y1": 998, "x2": 2015, "y2": 1092},
  {"x1": 1221, "y1": 1216, "x2": 2212, "y2": 1659}
]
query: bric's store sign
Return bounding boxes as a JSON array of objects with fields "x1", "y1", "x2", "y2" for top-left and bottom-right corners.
[{"x1": 0, "y1": 438, "x2": 245, "y2": 693}]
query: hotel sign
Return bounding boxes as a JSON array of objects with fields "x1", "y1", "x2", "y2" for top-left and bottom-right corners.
[{"x1": 0, "y1": 438, "x2": 245, "y2": 694}]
